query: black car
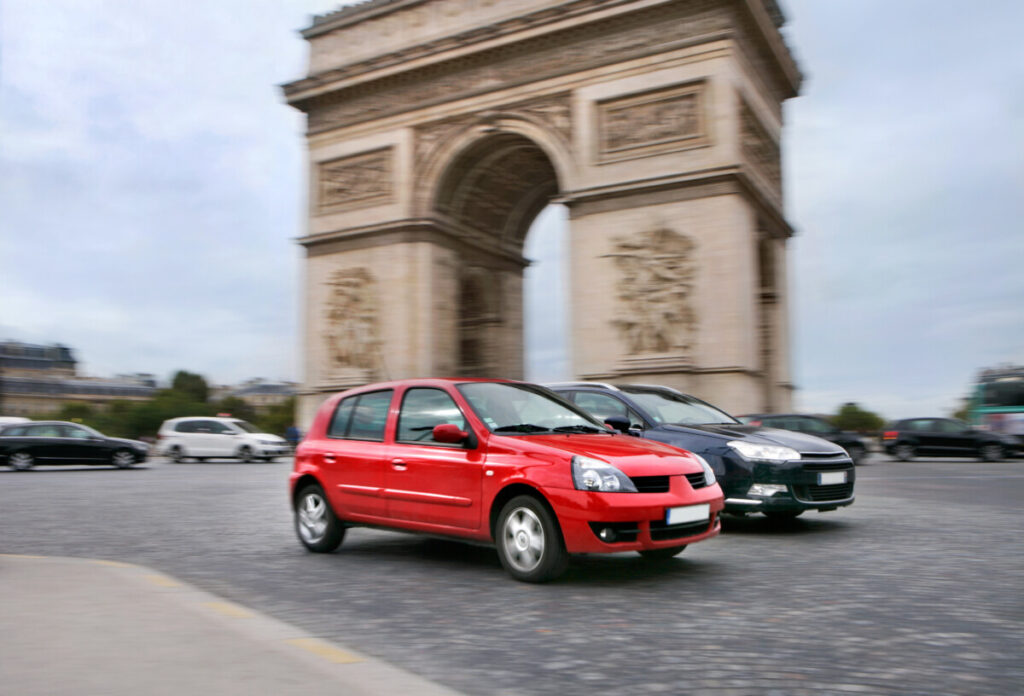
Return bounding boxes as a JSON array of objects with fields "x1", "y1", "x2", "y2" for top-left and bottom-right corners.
[
  {"x1": 0, "y1": 420, "x2": 149, "y2": 471},
  {"x1": 737, "y1": 413, "x2": 868, "y2": 465},
  {"x1": 882, "y1": 417, "x2": 1018, "y2": 461},
  {"x1": 547, "y1": 383, "x2": 854, "y2": 519}
]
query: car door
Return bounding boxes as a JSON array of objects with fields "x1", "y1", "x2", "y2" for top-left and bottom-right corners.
[
  {"x1": 20, "y1": 423, "x2": 66, "y2": 462},
  {"x1": 933, "y1": 419, "x2": 975, "y2": 456},
  {"x1": 911, "y1": 419, "x2": 945, "y2": 455},
  {"x1": 59, "y1": 424, "x2": 109, "y2": 462},
  {"x1": 384, "y1": 386, "x2": 484, "y2": 531},
  {"x1": 313, "y1": 390, "x2": 393, "y2": 520}
]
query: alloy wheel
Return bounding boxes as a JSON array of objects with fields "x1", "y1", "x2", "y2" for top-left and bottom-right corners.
[
  {"x1": 9, "y1": 452, "x2": 34, "y2": 471},
  {"x1": 297, "y1": 491, "x2": 329, "y2": 544},
  {"x1": 501, "y1": 507, "x2": 546, "y2": 574},
  {"x1": 112, "y1": 451, "x2": 136, "y2": 469}
]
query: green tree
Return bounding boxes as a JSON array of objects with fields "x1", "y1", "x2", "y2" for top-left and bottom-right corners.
[
  {"x1": 830, "y1": 402, "x2": 885, "y2": 433},
  {"x1": 213, "y1": 396, "x2": 257, "y2": 422},
  {"x1": 171, "y1": 370, "x2": 209, "y2": 403},
  {"x1": 255, "y1": 397, "x2": 297, "y2": 438}
]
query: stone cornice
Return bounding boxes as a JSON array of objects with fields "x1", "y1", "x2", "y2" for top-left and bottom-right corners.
[
  {"x1": 284, "y1": 1, "x2": 800, "y2": 125},
  {"x1": 561, "y1": 166, "x2": 794, "y2": 238}
]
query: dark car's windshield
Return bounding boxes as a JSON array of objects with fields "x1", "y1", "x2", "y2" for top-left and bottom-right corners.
[
  {"x1": 457, "y1": 382, "x2": 608, "y2": 434},
  {"x1": 621, "y1": 388, "x2": 739, "y2": 426}
]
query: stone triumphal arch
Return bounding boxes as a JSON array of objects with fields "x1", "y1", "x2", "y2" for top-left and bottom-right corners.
[{"x1": 284, "y1": 0, "x2": 801, "y2": 425}]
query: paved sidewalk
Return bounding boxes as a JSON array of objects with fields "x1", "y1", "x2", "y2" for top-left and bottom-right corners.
[{"x1": 0, "y1": 554, "x2": 463, "y2": 696}]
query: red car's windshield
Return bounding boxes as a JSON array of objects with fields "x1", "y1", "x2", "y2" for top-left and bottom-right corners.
[{"x1": 457, "y1": 382, "x2": 608, "y2": 435}]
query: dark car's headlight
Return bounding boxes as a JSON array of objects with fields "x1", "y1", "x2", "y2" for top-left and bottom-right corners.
[
  {"x1": 727, "y1": 440, "x2": 800, "y2": 463},
  {"x1": 571, "y1": 456, "x2": 637, "y2": 493}
]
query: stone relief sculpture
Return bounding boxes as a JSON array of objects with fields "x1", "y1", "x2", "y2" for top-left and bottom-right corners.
[
  {"x1": 323, "y1": 268, "x2": 380, "y2": 374},
  {"x1": 598, "y1": 83, "x2": 705, "y2": 160},
  {"x1": 317, "y1": 148, "x2": 393, "y2": 213},
  {"x1": 740, "y1": 101, "x2": 781, "y2": 192},
  {"x1": 603, "y1": 228, "x2": 697, "y2": 356}
]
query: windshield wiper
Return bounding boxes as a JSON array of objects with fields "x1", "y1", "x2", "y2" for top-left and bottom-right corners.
[
  {"x1": 552, "y1": 424, "x2": 608, "y2": 434},
  {"x1": 493, "y1": 424, "x2": 552, "y2": 433}
]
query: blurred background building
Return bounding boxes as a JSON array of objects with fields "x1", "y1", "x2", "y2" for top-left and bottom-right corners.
[{"x1": 0, "y1": 340, "x2": 157, "y2": 416}]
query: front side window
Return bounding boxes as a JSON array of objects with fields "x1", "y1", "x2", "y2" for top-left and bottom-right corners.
[
  {"x1": 62, "y1": 425, "x2": 93, "y2": 439},
  {"x1": 801, "y1": 417, "x2": 835, "y2": 434},
  {"x1": 457, "y1": 382, "x2": 605, "y2": 434},
  {"x1": 231, "y1": 420, "x2": 262, "y2": 434},
  {"x1": 573, "y1": 392, "x2": 645, "y2": 429},
  {"x1": 620, "y1": 388, "x2": 737, "y2": 426},
  {"x1": 28, "y1": 424, "x2": 63, "y2": 438},
  {"x1": 936, "y1": 419, "x2": 969, "y2": 434},
  {"x1": 328, "y1": 390, "x2": 393, "y2": 441},
  {"x1": 397, "y1": 388, "x2": 466, "y2": 444}
]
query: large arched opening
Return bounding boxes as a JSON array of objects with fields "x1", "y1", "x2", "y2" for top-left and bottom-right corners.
[{"x1": 432, "y1": 132, "x2": 568, "y2": 380}]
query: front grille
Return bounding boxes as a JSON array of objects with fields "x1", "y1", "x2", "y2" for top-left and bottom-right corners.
[
  {"x1": 684, "y1": 472, "x2": 708, "y2": 490},
  {"x1": 631, "y1": 475, "x2": 670, "y2": 493},
  {"x1": 649, "y1": 519, "x2": 712, "y2": 541},
  {"x1": 796, "y1": 483, "x2": 854, "y2": 501},
  {"x1": 802, "y1": 460, "x2": 853, "y2": 472}
]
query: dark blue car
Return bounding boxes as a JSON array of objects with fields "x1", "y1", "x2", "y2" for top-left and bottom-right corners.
[{"x1": 547, "y1": 383, "x2": 855, "y2": 519}]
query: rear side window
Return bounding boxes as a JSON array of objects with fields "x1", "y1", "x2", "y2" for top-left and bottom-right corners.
[
  {"x1": 2, "y1": 426, "x2": 27, "y2": 437},
  {"x1": 175, "y1": 421, "x2": 197, "y2": 433},
  {"x1": 328, "y1": 390, "x2": 393, "y2": 442}
]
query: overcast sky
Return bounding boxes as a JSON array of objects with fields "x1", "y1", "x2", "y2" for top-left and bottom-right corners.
[{"x1": 1, "y1": 1, "x2": 1021, "y2": 419}]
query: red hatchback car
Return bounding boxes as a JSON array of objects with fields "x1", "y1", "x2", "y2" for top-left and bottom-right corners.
[{"x1": 291, "y1": 379, "x2": 724, "y2": 582}]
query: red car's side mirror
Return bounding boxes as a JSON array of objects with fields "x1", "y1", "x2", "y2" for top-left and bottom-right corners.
[{"x1": 432, "y1": 423, "x2": 469, "y2": 444}]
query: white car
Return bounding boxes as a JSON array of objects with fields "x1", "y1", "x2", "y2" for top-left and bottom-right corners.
[{"x1": 157, "y1": 417, "x2": 289, "y2": 462}]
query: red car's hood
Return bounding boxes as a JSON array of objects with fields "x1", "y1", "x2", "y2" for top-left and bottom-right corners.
[{"x1": 495, "y1": 433, "x2": 702, "y2": 477}]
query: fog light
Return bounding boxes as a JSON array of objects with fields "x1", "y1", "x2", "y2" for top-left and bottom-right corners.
[
  {"x1": 599, "y1": 527, "x2": 617, "y2": 542},
  {"x1": 748, "y1": 483, "x2": 788, "y2": 497}
]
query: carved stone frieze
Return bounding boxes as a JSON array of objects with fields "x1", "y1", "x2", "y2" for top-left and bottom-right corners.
[
  {"x1": 414, "y1": 93, "x2": 571, "y2": 173},
  {"x1": 322, "y1": 268, "x2": 380, "y2": 376},
  {"x1": 740, "y1": 101, "x2": 781, "y2": 193},
  {"x1": 303, "y1": 3, "x2": 730, "y2": 133},
  {"x1": 597, "y1": 82, "x2": 706, "y2": 162},
  {"x1": 317, "y1": 148, "x2": 393, "y2": 214},
  {"x1": 603, "y1": 228, "x2": 697, "y2": 356}
]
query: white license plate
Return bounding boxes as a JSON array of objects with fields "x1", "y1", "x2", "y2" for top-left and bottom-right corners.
[
  {"x1": 665, "y1": 503, "x2": 710, "y2": 526},
  {"x1": 818, "y1": 471, "x2": 847, "y2": 485}
]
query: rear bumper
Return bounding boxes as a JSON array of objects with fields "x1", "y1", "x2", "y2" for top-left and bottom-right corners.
[{"x1": 547, "y1": 483, "x2": 724, "y2": 554}]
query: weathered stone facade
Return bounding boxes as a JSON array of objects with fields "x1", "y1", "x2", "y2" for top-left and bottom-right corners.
[{"x1": 284, "y1": 0, "x2": 801, "y2": 426}]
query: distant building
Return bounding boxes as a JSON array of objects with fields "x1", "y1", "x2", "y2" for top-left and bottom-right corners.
[
  {"x1": 214, "y1": 378, "x2": 297, "y2": 411},
  {"x1": 0, "y1": 340, "x2": 158, "y2": 416}
]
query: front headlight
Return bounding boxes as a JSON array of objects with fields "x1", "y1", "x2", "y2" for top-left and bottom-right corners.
[
  {"x1": 571, "y1": 456, "x2": 638, "y2": 493},
  {"x1": 728, "y1": 440, "x2": 800, "y2": 463},
  {"x1": 693, "y1": 453, "x2": 716, "y2": 486}
]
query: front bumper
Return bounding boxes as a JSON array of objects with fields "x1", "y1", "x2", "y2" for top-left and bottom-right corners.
[
  {"x1": 258, "y1": 446, "x2": 290, "y2": 457},
  {"x1": 546, "y1": 477, "x2": 724, "y2": 553},
  {"x1": 722, "y1": 456, "x2": 856, "y2": 514}
]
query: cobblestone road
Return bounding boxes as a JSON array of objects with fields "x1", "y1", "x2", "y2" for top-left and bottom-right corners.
[{"x1": 1, "y1": 456, "x2": 1021, "y2": 695}]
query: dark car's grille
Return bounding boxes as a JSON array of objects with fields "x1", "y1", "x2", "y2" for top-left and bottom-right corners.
[
  {"x1": 801, "y1": 459, "x2": 853, "y2": 472},
  {"x1": 631, "y1": 475, "x2": 670, "y2": 493},
  {"x1": 796, "y1": 483, "x2": 854, "y2": 501},
  {"x1": 684, "y1": 472, "x2": 708, "y2": 490},
  {"x1": 649, "y1": 519, "x2": 712, "y2": 541}
]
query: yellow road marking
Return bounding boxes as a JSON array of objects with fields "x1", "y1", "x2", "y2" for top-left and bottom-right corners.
[
  {"x1": 91, "y1": 559, "x2": 132, "y2": 568},
  {"x1": 286, "y1": 638, "x2": 363, "y2": 664},
  {"x1": 202, "y1": 602, "x2": 253, "y2": 619},
  {"x1": 0, "y1": 554, "x2": 46, "y2": 559},
  {"x1": 143, "y1": 574, "x2": 181, "y2": 588}
]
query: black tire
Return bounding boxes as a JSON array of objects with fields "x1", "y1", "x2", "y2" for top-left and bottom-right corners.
[
  {"x1": 238, "y1": 446, "x2": 254, "y2": 463},
  {"x1": 639, "y1": 545, "x2": 687, "y2": 561},
  {"x1": 764, "y1": 510, "x2": 803, "y2": 520},
  {"x1": 195, "y1": 457, "x2": 206, "y2": 462},
  {"x1": 9, "y1": 451, "x2": 35, "y2": 471},
  {"x1": 979, "y1": 443, "x2": 1004, "y2": 462},
  {"x1": 847, "y1": 443, "x2": 866, "y2": 465},
  {"x1": 894, "y1": 443, "x2": 915, "y2": 462},
  {"x1": 294, "y1": 484, "x2": 345, "y2": 553},
  {"x1": 111, "y1": 449, "x2": 136, "y2": 469},
  {"x1": 169, "y1": 446, "x2": 186, "y2": 463},
  {"x1": 495, "y1": 495, "x2": 568, "y2": 583}
]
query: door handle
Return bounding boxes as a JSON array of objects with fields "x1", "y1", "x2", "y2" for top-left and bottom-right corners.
[
  {"x1": 323, "y1": 453, "x2": 336, "y2": 464},
  {"x1": 390, "y1": 458, "x2": 407, "y2": 471}
]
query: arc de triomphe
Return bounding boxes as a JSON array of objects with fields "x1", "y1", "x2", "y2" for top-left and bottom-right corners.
[{"x1": 284, "y1": 0, "x2": 801, "y2": 426}]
